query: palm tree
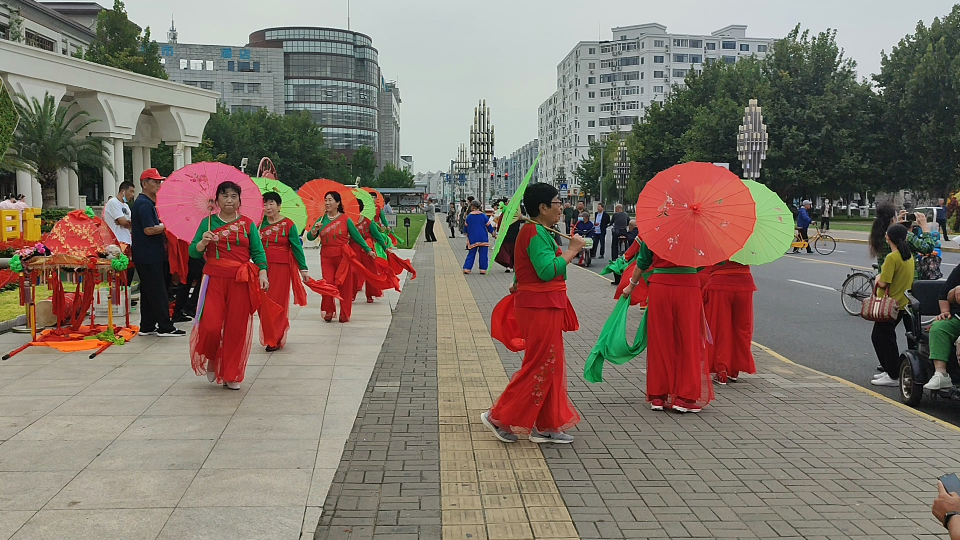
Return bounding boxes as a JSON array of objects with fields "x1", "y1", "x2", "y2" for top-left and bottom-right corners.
[{"x1": 5, "y1": 92, "x2": 114, "y2": 208}]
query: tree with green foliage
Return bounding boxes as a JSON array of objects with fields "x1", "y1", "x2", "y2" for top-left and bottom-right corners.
[
  {"x1": 375, "y1": 163, "x2": 415, "y2": 188},
  {"x1": 7, "y1": 93, "x2": 114, "y2": 208},
  {"x1": 875, "y1": 5, "x2": 960, "y2": 196},
  {"x1": 78, "y1": 0, "x2": 167, "y2": 80},
  {"x1": 351, "y1": 146, "x2": 377, "y2": 186}
]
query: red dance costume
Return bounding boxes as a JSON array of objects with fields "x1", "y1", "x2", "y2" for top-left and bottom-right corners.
[
  {"x1": 636, "y1": 242, "x2": 714, "y2": 409},
  {"x1": 307, "y1": 214, "x2": 372, "y2": 323},
  {"x1": 189, "y1": 216, "x2": 268, "y2": 384},
  {"x1": 352, "y1": 216, "x2": 396, "y2": 302},
  {"x1": 490, "y1": 223, "x2": 580, "y2": 435},
  {"x1": 703, "y1": 262, "x2": 757, "y2": 379},
  {"x1": 260, "y1": 217, "x2": 309, "y2": 349},
  {"x1": 613, "y1": 237, "x2": 648, "y2": 306}
]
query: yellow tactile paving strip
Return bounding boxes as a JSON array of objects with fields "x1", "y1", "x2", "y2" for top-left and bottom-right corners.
[{"x1": 434, "y1": 239, "x2": 579, "y2": 540}]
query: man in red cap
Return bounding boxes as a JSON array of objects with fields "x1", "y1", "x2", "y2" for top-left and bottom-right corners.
[{"x1": 131, "y1": 168, "x2": 184, "y2": 337}]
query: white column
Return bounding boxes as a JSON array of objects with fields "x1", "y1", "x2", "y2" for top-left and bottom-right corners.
[
  {"x1": 68, "y1": 167, "x2": 80, "y2": 209},
  {"x1": 113, "y1": 138, "x2": 125, "y2": 195},
  {"x1": 183, "y1": 146, "x2": 192, "y2": 167},
  {"x1": 102, "y1": 139, "x2": 115, "y2": 204},
  {"x1": 131, "y1": 144, "x2": 144, "y2": 184},
  {"x1": 56, "y1": 169, "x2": 69, "y2": 207},
  {"x1": 137, "y1": 147, "x2": 151, "y2": 196},
  {"x1": 15, "y1": 170, "x2": 32, "y2": 205},
  {"x1": 31, "y1": 177, "x2": 41, "y2": 209}
]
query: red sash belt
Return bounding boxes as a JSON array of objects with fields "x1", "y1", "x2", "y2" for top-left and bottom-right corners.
[
  {"x1": 711, "y1": 265, "x2": 751, "y2": 276},
  {"x1": 204, "y1": 258, "x2": 262, "y2": 314},
  {"x1": 517, "y1": 280, "x2": 567, "y2": 293}
]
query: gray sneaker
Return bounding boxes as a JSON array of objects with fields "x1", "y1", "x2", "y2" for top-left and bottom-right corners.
[
  {"x1": 529, "y1": 428, "x2": 574, "y2": 444},
  {"x1": 480, "y1": 411, "x2": 517, "y2": 443}
]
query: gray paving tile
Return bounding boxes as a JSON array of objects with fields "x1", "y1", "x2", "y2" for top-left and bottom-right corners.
[
  {"x1": 178, "y1": 468, "x2": 312, "y2": 507},
  {"x1": 157, "y1": 506, "x2": 303, "y2": 540},
  {"x1": 86, "y1": 439, "x2": 216, "y2": 470},
  {"x1": 10, "y1": 508, "x2": 172, "y2": 540},
  {"x1": 44, "y1": 470, "x2": 196, "y2": 510}
]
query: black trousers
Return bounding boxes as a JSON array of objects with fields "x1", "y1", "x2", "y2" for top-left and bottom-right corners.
[
  {"x1": 939, "y1": 220, "x2": 950, "y2": 241},
  {"x1": 820, "y1": 217, "x2": 830, "y2": 231},
  {"x1": 136, "y1": 261, "x2": 175, "y2": 333},
  {"x1": 611, "y1": 228, "x2": 628, "y2": 260},
  {"x1": 425, "y1": 219, "x2": 437, "y2": 242},
  {"x1": 448, "y1": 222, "x2": 456, "y2": 238},
  {"x1": 591, "y1": 229, "x2": 607, "y2": 257},
  {"x1": 796, "y1": 227, "x2": 813, "y2": 253},
  {"x1": 872, "y1": 313, "x2": 908, "y2": 378},
  {"x1": 174, "y1": 258, "x2": 205, "y2": 316}
]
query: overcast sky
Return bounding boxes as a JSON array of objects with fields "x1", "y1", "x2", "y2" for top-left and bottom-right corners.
[{"x1": 126, "y1": 0, "x2": 953, "y2": 173}]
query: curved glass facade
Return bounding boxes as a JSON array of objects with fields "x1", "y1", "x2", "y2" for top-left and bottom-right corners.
[{"x1": 250, "y1": 27, "x2": 380, "y2": 153}]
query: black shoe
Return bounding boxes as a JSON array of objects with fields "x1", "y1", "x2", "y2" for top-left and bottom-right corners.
[
  {"x1": 806, "y1": 250, "x2": 813, "y2": 254},
  {"x1": 266, "y1": 345, "x2": 280, "y2": 352},
  {"x1": 172, "y1": 312, "x2": 193, "y2": 323},
  {"x1": 157, "y1": 328, "x2": 186, "y2": 337}
]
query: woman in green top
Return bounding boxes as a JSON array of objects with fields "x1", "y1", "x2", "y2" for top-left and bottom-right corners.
[
  {"x1": 870, "y1": 223, "x2": 915, "y2": 387},
  {"x1": 188, "y1": 181, "x2": 269, "y2": 390},
  {"x1": 260, "y1": 191, "x2": 309, "y2": 351},
  {"x1": 305, "y1": 191, "x2": 374, "y2": 323}
]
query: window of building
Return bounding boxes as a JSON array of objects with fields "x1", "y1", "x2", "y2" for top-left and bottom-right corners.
[
  {"x1": 690, "y1": 40, "x2": 703, "y2": 48},
  {"x1": 588, "y1": 62, "x2": 595, "y2": 69},
  {"x1": 253, "y1": 61, "x2": 260, "y2": 72},
  {"x1": 653, "y1": 71, "x2": 664, "y2": 78},
  {"x1": 180, "y1": 59, "x2": 188, "y2": 69},
  {"x1": 600, "y1": 103, "x2": 614, "y2": 112},
  {"x1": 723, "y1": 56, "x2": 736, "y2": 64},
  {"x1": 621, "y1": 56, "x2": 640, "y2": 66},
  {"x1": 185, "y1": 80, "x2": 215, "y2": 90},
  {"x1": 227, "y1": 61, "x2": 235, "y2": 71},
  {"x1": 673, "y1": 54, "x2": 688, "y2": 63},
  {"x1": 620, "y1": 35, "x2": 627, "y2": 40},
  {"x1": 740, "y1": 43, "x2": 750, "y2": 52},
  {"x1": 653, "y1": 55, "x2": 664, "y2": 63},
  {"x1": 587, "y1": 77, "x2": 595, "y2": 84},
  {"x1": 588, "y1": 120, "x2": 595, "y2": 127},
  {"x1": 588, "y1": 91, "x2": 595, "y2": 98},
  {"x1": 161, "y1": 45, "x2": 174, "y2": 57},
  {"x1": 25, "y1": 30, "x2": 55, "y2": 52},
  {"x1": 654, "y1": 86, "x2": 664, "y2": 93},
  {"x1": 588, "y1": 47, "x2": 596, "y2": 54},
  {"x1": 672, "y1": 69, "x2": 688, "y2": 78},
  {"x1": 640, "y1": 57, "x2": 645, "y2": 65},
  {"x1": 232, "y1": 82, "x2": 244, "y2": 93},
  {"x1": 653, "y1": 40, "x2": 664, "y2": 47},
  {"x1": 673, "y1": 39, "x2": 688, "y2": 47},
  {"x1": 706, "y1": 42, "x2": 716, "y2": 50},
  {"x1": 588, "y1": 106, "x2": 595, "y2": 112},
  {"x1": 757, "y1": 44, "x2": 768, "y2": 53},
  {"x1": 238, "y1": 61, "x2": 252, "y2": 72},
  {"x1": 189, "y1": 60, "x2": 203, "y2": 70},
  {"x1": 205, "y1": 60, "x2": 214, "y2": 71},
  {"x1": 722, "y1": 41, "x2": 736, "y2": 50},
  {"x1": 690, "y1": 54, "x2": 702, "y2": 64},
  {"x1": 231, "y1": 105, "x2": 262, "y2": 113},
  {"x1": 588, "y1": 134, "x2": 596, "y2": 143},
  {"x1": 640, "y1": 87, "x2": 644, "y2": 94},
  {"x1": 247, "y1": 83, "x2": 261, "y2": 93}
]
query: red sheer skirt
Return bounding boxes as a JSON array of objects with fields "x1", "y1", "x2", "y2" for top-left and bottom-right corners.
[
  {"x1": 489, "y1": 306, "x2": 580, "y2": 435},
  {"x1": 645, "y1": 281, "x2": 714, "y2": 407},
  {"x1": 704, "y1": 288, "x2": 756, "y2": 377},
  {"x1": 261, "y1": 262, "x2": 292, "y2": 348},
  {"x1": 190, "y1": 275, "x2": 255, "y2": 384}
]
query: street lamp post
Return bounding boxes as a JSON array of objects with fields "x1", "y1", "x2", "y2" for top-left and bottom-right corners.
[{"x1": 737, "y1": 99, "x2": 768, "y2": 180}]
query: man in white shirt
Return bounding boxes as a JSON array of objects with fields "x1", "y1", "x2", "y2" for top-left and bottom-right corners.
[
  {"x1": 383, "y1": 195, "x2": 394, "y2": 214},
  {"x1": 103, "y1": 181, "x2": 135, "y2": 245}
]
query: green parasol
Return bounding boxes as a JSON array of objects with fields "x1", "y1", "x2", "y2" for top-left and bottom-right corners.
[
  {"x1": 353, "y1": 188, "x2": 377, "y2": 221},
  {"x1": 252, "y1": 177, "x2": 308, "y2": 231},
  {"x1": 730, "y1": 180, "x2": 795, "y2": 266},
  {"x1": 491, "y1": 154, "x2": 540, "y2": 262}
]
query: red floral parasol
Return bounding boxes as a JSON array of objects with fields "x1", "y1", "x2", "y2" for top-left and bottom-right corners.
[
  {"x1": 635, "y1": 162, "x2": 756, "y2": 267},
  {"x1": 299, "y1": 179, "x2": 361, "y2": 226},
  {"x1": 157, "y1": 162, "x2": 263, "y2": 242},
  {"x1": 44, "y1": 209, "x2": 118, "y2": 258}
]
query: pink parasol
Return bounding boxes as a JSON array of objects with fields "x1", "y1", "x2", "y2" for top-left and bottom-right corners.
[{"x1": 157, "y1": 162, "x2": 264, "y2": 242}]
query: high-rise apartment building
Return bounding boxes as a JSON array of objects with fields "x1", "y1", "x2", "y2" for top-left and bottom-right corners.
[
  {"x1": 378, "y1": 79, "x2": 401, "y2": 171},
  {"x1": 538, "y1": 23, "x2": 774, "y2": 189},
  {"x1": 497, "y1": 139, "x2": 539, "y2": 198}
]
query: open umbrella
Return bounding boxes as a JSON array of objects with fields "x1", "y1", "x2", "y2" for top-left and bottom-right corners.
[
  {"x1": 157, "y1": 162, "x2": 263, "y2": 242},
  {"x1": 298, "y1": 179, "x2": 361, "y2": 227},
  {"x1": 491, "y1": 154, "x2": 539, "y2": 262},
  {"x1": 353, "y1": 188, "x2": 377, "y2": 221},
  {"x1": 730, "y1": 180, "x2": 794, "y2": 266},
  {"x1": 635, "y1": 162, "x2": 755, "y2": 267},
  {"x1": 252, "y1": 177, "x2": 308, "y2": 232}
]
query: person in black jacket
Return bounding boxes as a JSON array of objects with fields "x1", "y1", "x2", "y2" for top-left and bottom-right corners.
[{"x1": 591, "y1": 203, "x2": 611, "y2": 259}]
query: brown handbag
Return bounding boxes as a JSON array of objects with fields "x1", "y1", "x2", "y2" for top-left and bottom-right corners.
[{"x1": 860, "y1": 285, "x2": 899, "y2": 322}]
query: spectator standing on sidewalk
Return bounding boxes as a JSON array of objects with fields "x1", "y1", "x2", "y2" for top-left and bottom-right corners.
[
  {"x1": 562, "y1": 203, "x2": 577, "y2": 236},
  {"x1": 103, "y1": 181, "x2": 135, "y2": 245},
  {"x1": 937, "y1": 198, "x2": 951, "y2": 241},
  {"x1": 383, "y1": 196, "x2": 393, "y2": 214},
  {"x1": 820, "y1": 199, "x2": 833, "y2": 231},
  {"x1": 610, "y1": 204, "x2": 630, "y2": 259},
  {"x1": 423, "y1": 198, "x2": 437, "y2": 242},
  {"x1": 446, "y1": 203, "x2": 458, "y2": 238},
  {"x1": 870, "y1": 224, "x2": 914, "y2": 387},
  {"x1": 131, "y1": 168, "x2": 184, "y2": 337},
  {"x1": 592, "y1": 203, "x2": 610, "y2": 259}
]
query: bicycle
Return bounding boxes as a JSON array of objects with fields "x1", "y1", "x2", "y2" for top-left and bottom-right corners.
[
  {"x1": 840, "y1": 264, "x2": 879, "y2": 316},
  {"x1": 790, "y1": 224, "x2": 837, "y2": 255}
]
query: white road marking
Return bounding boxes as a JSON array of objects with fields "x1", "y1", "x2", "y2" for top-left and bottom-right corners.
[
  {"x1": 944, "y1": 262, "x2": 957, "y2": 267},
  {"x1": 788, "y1": 279, "x2": 838, "y2": 292}
]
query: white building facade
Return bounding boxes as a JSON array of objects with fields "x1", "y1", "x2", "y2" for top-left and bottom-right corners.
[
  {"x1": 538, "y1": 23, "x2": 774, "y2": 189},
  {"x1": 378, "y1": 80, "x2": 401, "y2": 172},
  {"x1": 496, "y1": 139, "x2": 539, "y2": 199},
  {"x1": 0, "y1": 0, "x2": 96, "y2": 57}
]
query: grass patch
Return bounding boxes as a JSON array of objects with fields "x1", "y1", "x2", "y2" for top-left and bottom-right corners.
[
  {"x1": 394, "y1": 214, "x2": 426, "y2": 249},
  {"x1": 0, "y1": 287, "x2": 52, "y2": 322}
]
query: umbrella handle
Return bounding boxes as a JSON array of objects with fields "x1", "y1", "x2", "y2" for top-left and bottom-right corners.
[{"x1": 523, "y1": 218, "x2": 573, "y2": 240}]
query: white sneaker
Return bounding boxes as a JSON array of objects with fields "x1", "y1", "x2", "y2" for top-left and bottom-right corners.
[
  {"x1": 924, "y1": 371, "x2": 953, "y2": 391},
  {"x1": 206, "y1": 371, "x2": 216, "y2": 383},
  {"x1": 226, "y1": 382, "x2": 241, "y2": 390},
  {"x1": 871, "y1": 373, "x2": 899, "y2": 387},
  {"x1": 873, "y1": 372, "x2": 886, "y2": 379},
  {"x1": 529, "y1": 428, "x2": 574, "y2": 444}
]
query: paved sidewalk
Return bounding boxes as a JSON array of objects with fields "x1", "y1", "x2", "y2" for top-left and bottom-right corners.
[
  {"x1": 0, "y1": 248, "x2": 413, "y2": 540},
  {"x1": 318, "y1": 235, "x2": 960, "y2": 539}
]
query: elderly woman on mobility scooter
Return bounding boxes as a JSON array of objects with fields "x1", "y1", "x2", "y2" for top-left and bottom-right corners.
[{"x1": 924, "y1": 261, "x2": 960, "y2": 392}]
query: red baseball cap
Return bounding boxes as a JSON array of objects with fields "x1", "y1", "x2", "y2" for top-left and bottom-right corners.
[{"x1": 139, "y1": 168, "x2": 165, "y2": 181}]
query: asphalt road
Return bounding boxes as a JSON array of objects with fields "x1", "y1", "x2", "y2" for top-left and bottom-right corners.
[{"x1": 576, "y1": 236, "x2": 960, "y2": 425}]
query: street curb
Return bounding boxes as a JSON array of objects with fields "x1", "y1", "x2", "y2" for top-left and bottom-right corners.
[
  {"x1": 833, "y1": 235, "x2": 960, "y2": 254},
  {"x1": 753, "y1": 341, "x2": 960, "y2": 435}
]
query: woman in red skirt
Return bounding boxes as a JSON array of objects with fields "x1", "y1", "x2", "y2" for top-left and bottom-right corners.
[
  {"x1": 703, "y1": 261, "x2": 756, "y2": 384},
  {"x1": 622, "y1": 242, "x2": 713, "y2": 413},
  {"x1": 352, "y1": 199, "x2": 394, "y2": 303},
  {"x1": 305, "y1": 191, "x2": 374, "y2": 323},
  {"x1": 189, "y1": 181, "x2": 269, "y2": 390},
  {"x1": 259, "y1": 191, "x2": 309, "y2": 352},
  {"x1": 482, "y1": 183, "x2": 586, "y2": 444}
]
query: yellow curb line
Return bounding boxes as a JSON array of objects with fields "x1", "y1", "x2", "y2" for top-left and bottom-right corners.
[{"x1": 753, "y1": 341, "x2": 960, "y2": 435}]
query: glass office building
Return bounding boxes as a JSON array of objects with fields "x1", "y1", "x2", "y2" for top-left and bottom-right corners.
[{"x1": 248, "y1": 27, "x2": 381, "y2": 157}]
